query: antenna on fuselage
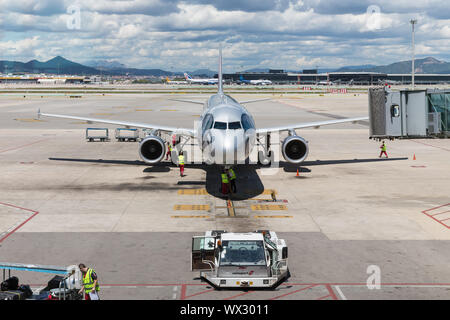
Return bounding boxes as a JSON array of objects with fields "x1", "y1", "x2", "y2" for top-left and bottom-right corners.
[{"x1": 218, "y1": 45, "x2": 223, "y2": 94}]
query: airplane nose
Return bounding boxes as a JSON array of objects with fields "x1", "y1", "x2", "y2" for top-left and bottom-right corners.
[{"x1": 213, "y1": 131, "x2": 246, "y2": 164}]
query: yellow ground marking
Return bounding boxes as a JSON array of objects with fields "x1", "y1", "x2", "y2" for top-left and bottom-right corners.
[
  {"x1": 159, "y1": 109, "x2": 178, "y2": 112},
  {"x1": 251, "y1": 204, "x2": 287, "y2": 211},
  {"x1": 173, "y1": 204, "x2": 210, "y2": 211},
  {"x1": 253, "y1": 215, "x2": 293, "y2": 218},
  {"x1": 226, "y1": 199, "x2": 235, "y2": 217},
  {"x1": 261, "y1": 189, "x2": 277, "y2": 195},
  {"x1": 91, "y1": 113, "x2": 114, "y2": 116},
  {"x1": 71, "y1": 121, "x2": 89, "y2": 124},
  {"x1": 171, "y1": 215, "x2": 210, "y2": 218},
  {"x1": 135, "y1": 108, "x2": 153, "y2": 111},
  {"x1": 178, "y1": 189, "x2": 208, "y2": 195},
  {"x1": 14, "y1": 118, "x2": 44, "y2": 122}
]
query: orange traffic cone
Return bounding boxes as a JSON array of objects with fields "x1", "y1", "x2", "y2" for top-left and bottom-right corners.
[
  {"x1": 413, "y1": 154, "x2": 416, "y2": 160},
  {"x1": 296, "y1": 169, "x2": 299, "y2": 177}
]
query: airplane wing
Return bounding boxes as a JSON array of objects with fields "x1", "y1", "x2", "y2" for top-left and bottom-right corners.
[
  {"x1": 168, "y1": 98, "x2": 204, "y2": 105},
  {"x1": 239, "y1": 98, "x2": 271, "y2": 104},
  {"x1": 256, "y1": 116, "x2": 368, "y2": 134},
  {"x1": 38, "y1": 110, "x2": 195, "y2": 137}
]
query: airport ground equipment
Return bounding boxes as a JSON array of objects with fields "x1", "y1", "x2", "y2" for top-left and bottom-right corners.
[
  {"x1": 0, "y1": 262, "x2": 82, "y2": 300},
  {"x1": 191, "y1": 230, "x2": 289, "y2": 289},
  {"x1": 115, "y1": 128, "x2": 139, "y2": 142},
  {"x1": 86, "y1": 128, "x2": 109, "y2": 142},
  {"x1": 369, "y1": 87, "x2": 450, "y2": 140}
]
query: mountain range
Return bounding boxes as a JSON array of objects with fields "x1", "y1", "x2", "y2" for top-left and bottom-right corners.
[{"x1": 1, "y1": 56, "x2": 449, "y2": 76}]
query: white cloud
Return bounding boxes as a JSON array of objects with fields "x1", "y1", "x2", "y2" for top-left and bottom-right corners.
[{"x1": 0, "y1": 0, "x2": 449, "y2": 70}]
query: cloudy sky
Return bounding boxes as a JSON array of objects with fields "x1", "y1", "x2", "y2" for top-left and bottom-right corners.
[{"x1": 0, "y1": 0, "x2": 449, "y2": 71}]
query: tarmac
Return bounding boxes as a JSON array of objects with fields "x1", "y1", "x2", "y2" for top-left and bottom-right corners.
[{"x1": 0, "y1": 88, "x2": 449, "y2": 299}]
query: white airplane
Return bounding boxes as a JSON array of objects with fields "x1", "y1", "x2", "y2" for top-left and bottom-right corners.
[
  {"x1": 239, "y1": 75, "x2": 272, "y2": 86},
  {"x1": 184, "y1": 73, "x2": 218, "y2": 85},
  {"x1": 38, "y1": 49, "x2": 367, "y2": 166}
]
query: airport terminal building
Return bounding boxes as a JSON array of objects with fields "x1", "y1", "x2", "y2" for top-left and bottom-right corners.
[{"x1": 223, "y1": 69, "x2": 450, "y2": 85}]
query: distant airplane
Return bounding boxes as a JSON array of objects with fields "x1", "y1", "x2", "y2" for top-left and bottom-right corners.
[
  {"x1": 316, "y1": 80, "x2": 334, "y2": 86},
  {"x1": 39, "y1": 48, "x2": 367, "y2": 167},
  {"x1": 184, "y1": 73, "x2": 218, "y2": 85},
  {"x1": 165, "y1": 77, "x2": 187, "y2": 85},
  {"x1": 238, "y1": 75, "x2": 272, "y2": 85}
]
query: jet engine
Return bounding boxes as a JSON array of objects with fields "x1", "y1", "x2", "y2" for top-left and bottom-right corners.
[
  {"x1": 139, "y1": 135, "x2": 165, "y2": 164},
  {"x1": 281, "y1": 136, "x2": 309, "y2": 164}
]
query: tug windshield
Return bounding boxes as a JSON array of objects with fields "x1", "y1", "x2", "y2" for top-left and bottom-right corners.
[{"x1": 219, "y1": 240, "x2": 266, "y2": 266}]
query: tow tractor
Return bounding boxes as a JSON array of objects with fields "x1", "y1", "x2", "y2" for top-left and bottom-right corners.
[{"x1": 191, "y1": 230, "x2": 289, "y2": 289}]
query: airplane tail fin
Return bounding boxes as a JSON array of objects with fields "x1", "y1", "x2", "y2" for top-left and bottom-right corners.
[
  {"x1": 218, "y1": 45, "x2": 223, "y2": 94},
  {"x1": 184, "y1": 73, "x2": 191, "y2": 80}
]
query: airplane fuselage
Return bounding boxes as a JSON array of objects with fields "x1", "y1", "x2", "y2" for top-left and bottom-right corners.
[{"x1": 196, "y1": 93, "x2": 256, "y2": 165}]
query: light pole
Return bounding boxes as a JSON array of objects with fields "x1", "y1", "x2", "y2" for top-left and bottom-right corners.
[{"x1": 410, "y1": 19, "x2": 417, "y2": 89}]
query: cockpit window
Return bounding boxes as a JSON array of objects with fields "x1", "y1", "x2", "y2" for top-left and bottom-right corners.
[
  {"x1": 241, "y1": 114, "x2": 254, "y2": 131},
  {"x1": 213, "y1": 121, "x2": 227, "y2": 130},
  {"x1": 228, "y1": 121, "x2": 242, "y2": 129},
  {"x1": 202, "y1": 114, "x2": 214, "y2": 131}
]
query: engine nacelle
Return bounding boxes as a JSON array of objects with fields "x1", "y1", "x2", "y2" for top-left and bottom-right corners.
[
  {"x1": 139, "y1": 135, "x2": 165, "y2": 164},
  {"x1": 281, "y1": 136, "x2": 309, "y2": 164}
]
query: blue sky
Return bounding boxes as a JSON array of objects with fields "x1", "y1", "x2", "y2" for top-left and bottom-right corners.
[{"x1": 0, "y1": 0, "x2": 449, "y2": 71}]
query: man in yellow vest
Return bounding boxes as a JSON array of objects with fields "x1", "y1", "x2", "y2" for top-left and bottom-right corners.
[
  {"x1": 379, "y1": 141, "x2": 388, "y2": 158},
  {"x1": 78, "y1": 263, "x2": 100, "y2": 300},
  {"x1": 165, "y1": 142, "x2": 173, "y2": 161},
  {"x1": 228, "y1": 168, "x2": 237, "y2": 193},
  {"x1": 221, "y1": 169, "x2": 230, "y2": 195},
  {"x1": 178, "y1": 152, "x2": 185, "y2": 177}
]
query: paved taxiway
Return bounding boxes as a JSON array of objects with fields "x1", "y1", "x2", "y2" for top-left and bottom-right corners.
[{"x1": 0, "y1": 90, "x2": 449, "y2": 299}]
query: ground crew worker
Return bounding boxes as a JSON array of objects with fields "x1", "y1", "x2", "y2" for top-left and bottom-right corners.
[
  {"x1": 221, "y1": 169, "x2": 230, "y2": 195},
  {"x1": 178, "y1": 152, "x2": 185, "y2": 177},
  {"x1": 379, "y1": 141, "x2": 388, "y2": 158},
  {"x1": 228, "y1": 168, "x2": 237, "y2": 193},
  {"x1": 78, "y1": 263, "x2": 100, "y2": 300},
  {"x1": 165, "y1": 142, "x2": 172, "y2": 161}
]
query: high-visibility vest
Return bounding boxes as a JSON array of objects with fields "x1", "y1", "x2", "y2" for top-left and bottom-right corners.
[
  {"x1": 169, "y1": 145, "x2": 173, "y2": 152},
  {"x1": 83, "y1": 268, "x2": 100, "y2": 293},
  {"x1": 381, "y1": 144, "x2": 387, "y2": 151},
  {"x1": 221, "y1": 173, "x2": 229, "y2": 184},
  {"x1": 178, "y1": 154, "x2": 184, "y2": 165},
  {"x1": 229, "y1": 169, "x2": 236, "y2": 180}
]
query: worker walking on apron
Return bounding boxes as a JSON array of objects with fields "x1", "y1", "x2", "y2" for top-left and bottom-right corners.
[
  {"x1": 221, "y1": 170, "x2": 230, "y2": 195},
  {"x1": 178, "y1": 152, "x2": 185, "y2": 177},
  {"x1": 165, "y1": 142, "x2": 172, "y2": 161},
  {"x1": 379, "y1": 141, "x2": 388, "y2": 158},
  {"x1": 228, "y1": 168, "x2": 237, "y2": 193},
  {"x1": 78, "y1": 263, "x2": 100, "y2": 300}
]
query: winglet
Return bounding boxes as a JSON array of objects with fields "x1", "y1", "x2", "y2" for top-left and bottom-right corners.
[{"x1": 218, "y1": 45, "x2": 223, "y2": 94}]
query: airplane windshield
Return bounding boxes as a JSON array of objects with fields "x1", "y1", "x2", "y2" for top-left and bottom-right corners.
[
  {"x1": 219, "y1": 240, "x2": 266, "y2": 266},
  {"x1": 228, "y1": 122, "x2": 242, "y2": 129},
  {"x1": 214, "y1": 122, "x2": 227, "y2": 130}
]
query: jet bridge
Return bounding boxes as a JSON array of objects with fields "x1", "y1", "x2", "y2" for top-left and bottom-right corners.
[{"x1": 369, "y1": 87, "x2": 450, "y2": 140}]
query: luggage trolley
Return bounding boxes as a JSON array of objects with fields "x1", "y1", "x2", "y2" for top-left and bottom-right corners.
[{"x1": 0, "y1": 262, "x2": 82, "y2": 300}]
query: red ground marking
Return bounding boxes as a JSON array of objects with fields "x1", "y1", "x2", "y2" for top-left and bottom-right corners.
[
  {"x1": 422, "y1": 203, "x2": 450, "y2": 229},
  {"x1": 184, "y1": 288, "x2": 216, "y2": 300},
  {"x1": 316, "y1": 295, "x2": 331, "y2": 300},
  {"x1": 0, "y1": 139, "x2": 49, "y2": 154},
  {"x1": 223, "y1": 291, "x2": 254, "y2": 300},
  {"x1": 0, "y1": 202, "x2": 39, "y2": 243},
  {"x1": 268, "y1": 284, "x2": 317, "y2": 300},
  {"x1": 180, "y1": 284, "x2": 187, "y2": 300},
  {"x1": 430, "y1": 209, "x2": 450, "y2": 217},
  {"x1": 326, "y1": 284, "x2": 338, "y2": 300}
]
